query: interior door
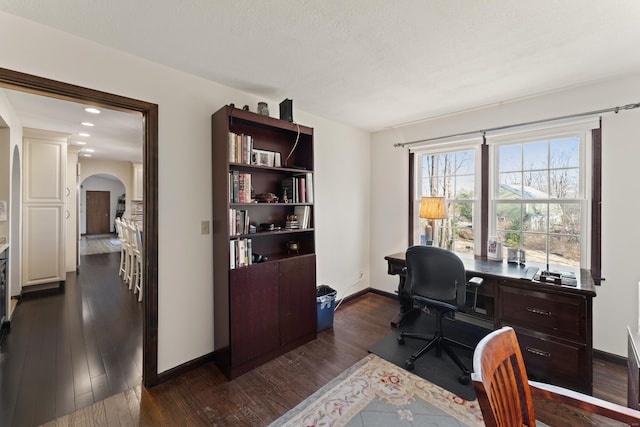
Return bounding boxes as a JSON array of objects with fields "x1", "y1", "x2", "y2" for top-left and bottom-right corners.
[{"x1": 86, "y1": 190, "x2": 110, "y2": 235}]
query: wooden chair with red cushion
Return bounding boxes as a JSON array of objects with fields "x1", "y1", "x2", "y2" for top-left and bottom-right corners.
[{"x1": 472, "y1": 326, "x2": 640, "y2": 426}]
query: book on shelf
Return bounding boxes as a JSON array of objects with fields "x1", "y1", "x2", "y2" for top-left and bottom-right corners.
[
  {"x1": 229, "y1": 171, "x2": 252, "y2": 203},
  {"x1": 229, "y1": 209, "x2": 250, "y2": 235},
  {"x1": 230, "y1": 237, "x2": 253, "y2": 269},
  {"x1": 295, "y1": 172, "x2": 313, "y2": 203},
  {"x1": 293, "y1": 205, "x2": 311, "y2": 229},
  {"x1": 281, "y1": 177, "x2": 296, "y2": 203},
  {"x1": 228, "y1": 132, "x2": 253, "y2": 164},
  {"x1": 281, "y1": 174, "x2": 314, "y2": 204}
]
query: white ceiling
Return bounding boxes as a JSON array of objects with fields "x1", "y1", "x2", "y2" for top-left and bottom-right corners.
[
  {"x1": 2, "y1": 89, "x2": 144, "y2": 163},
  {"x1": 2, "y1": 0, "x2": 640, "y2": 159}
]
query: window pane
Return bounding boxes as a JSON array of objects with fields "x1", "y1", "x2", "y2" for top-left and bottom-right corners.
[
  {"x1": 549, "y1": 235, "x2": 580, "y2": 267},
  {"x1": 499, "y1": 173, "x2": 522, "y2": 199},
  {"x1": 522, "y1": 203, "x2": 547, "y2": 232},
  {"x1": 522, "y1": 233, "x2": 547, "y2": 264},
  {"x1": 448, "y1": 203, "x2": 475, "y2": 253},
  {"x1": 455, "y1": 150, "x2": 475, "y2": 175},
  {"x1": 550, "y1": 137, "x2": 580, "y2": 169},
  {"x1": 455, "y1": 174, "x2": 475, "y2": 199},
  {"x1": 549, "y1": 203, "x2": 581, "y2": 235},
  {"x1": 524, "y1": 171, "x2": 549, "y2": 196},
  {"x1": 549, "y1": 167, "x2": 579, "y2": 198},
  {"x1": 496, "y1": 203, "x2": 521, "y2": 232},
  {"x1": 499, "y1": 145, "x2": 521, "y2": 172},
  {"x1": 523, "y1": 141, "x2": 548, "y2": 171}
]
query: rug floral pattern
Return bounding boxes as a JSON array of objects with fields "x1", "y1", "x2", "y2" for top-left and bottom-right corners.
[{"x1": 273, "y1": 354, "x2": 484, "y2": 426}]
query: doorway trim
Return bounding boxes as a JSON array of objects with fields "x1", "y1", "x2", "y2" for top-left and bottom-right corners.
[{"x1": 0, "y1": 67, "x2": 160, "y2": 387}]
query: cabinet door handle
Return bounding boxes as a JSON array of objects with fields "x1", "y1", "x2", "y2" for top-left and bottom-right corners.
[
  {"x1": 526, "y1": 347, "x2": 551, "y2": 358},
  {"x1": 527, "y1": 307, "x2": 551, "y2": 316}
]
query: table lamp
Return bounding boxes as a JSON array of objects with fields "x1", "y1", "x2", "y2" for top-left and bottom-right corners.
[{"x1": 419, "y1": 196, "x2": 446, "y2": 246}]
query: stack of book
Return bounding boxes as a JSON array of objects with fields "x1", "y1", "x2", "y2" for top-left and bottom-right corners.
[
  {"x1": 229, "y1": 171, "x2": 252, "y2": 203},
  {"x1": 281, "y1": 173, "x2": 314, "y2": 203},
  {"x1": 229, "y1": 209, "x2": 250, "y2": 235},
  {"x1": 228, "y1": 132, "x2": 253, "y2": 164},
  {"x1": 230, "y1": 238, "x2": 252, "y2": 269}
]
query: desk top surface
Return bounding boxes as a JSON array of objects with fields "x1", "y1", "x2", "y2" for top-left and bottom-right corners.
[{"x1": 385, "y1": 250, "x2": 596, "y2": 296}]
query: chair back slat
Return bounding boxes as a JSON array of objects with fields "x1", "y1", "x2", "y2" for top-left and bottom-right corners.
[{"x1": 472, "y1": 327, "x2": 537, "y2": 427}]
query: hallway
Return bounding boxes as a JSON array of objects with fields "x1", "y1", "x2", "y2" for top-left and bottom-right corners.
[{"x1": 0, "y1": 251, "x2": 143, "y2": 426}]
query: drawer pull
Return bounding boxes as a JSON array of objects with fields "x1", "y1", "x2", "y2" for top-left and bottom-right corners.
[
  {"x1": 526, "y1": 347, "x2": 551, "y2": 358},
  {"x1": 527, "y1": 307, "x2": 551, "y2": 316}
]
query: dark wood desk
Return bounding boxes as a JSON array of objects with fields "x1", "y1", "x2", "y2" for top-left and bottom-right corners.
[{"x1": 385, "y1": 251, "x2": 596, "y2": 394}]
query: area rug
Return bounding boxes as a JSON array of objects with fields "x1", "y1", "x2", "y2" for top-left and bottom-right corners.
[
  {"x1": 269, "y1": 353, "x2": 484, "y2": 427},
  {"x1": 369, "y1": 311, "x2": 492, "y2": 401}
]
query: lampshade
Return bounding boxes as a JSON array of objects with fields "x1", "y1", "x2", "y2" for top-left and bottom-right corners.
[{"x1": 419, "y1": 197, "x2": 446, "y2": 219}]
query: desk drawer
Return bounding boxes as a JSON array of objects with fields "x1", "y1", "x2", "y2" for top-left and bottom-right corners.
[
  {"x1": 500, "y1": 285, "x2": 586, "y2": 341},
  {"x1": 511, "y1": 327, "x2": 589, "y2": 393}
]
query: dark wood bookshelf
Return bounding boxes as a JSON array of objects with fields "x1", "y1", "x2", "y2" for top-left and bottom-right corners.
[{"x1": 212, "y1": 105, "x2": 317, "y2": 379}]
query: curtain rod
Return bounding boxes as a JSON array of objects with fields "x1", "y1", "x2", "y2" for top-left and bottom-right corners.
[{"x1": 393, "y1": 102, "x2": 640, "y2": 148}]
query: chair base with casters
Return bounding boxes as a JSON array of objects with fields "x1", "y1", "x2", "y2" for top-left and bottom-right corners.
[{"x1": 397, "y1": 298, "x2": 474, "y2": 384}]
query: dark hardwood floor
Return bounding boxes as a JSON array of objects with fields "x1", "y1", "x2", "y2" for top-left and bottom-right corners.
[
  {"x1": 0, "y1": 252, "x2": 142, "y2": 427},
  {"x1": 1, "y1": 258, "x2": 628, "y2": 426}
]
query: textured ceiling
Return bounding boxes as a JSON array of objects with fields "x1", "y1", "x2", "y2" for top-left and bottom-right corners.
[{"x1": 1, "y1": 0, "x2": 640, "y2": 140}]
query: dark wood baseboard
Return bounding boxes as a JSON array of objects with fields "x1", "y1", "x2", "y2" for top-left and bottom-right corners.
[
  {"x1": 156, "y1": 352, "x2": 216, "y2": 385},
  {"x1": 368, "y1": 288, "x2": 398, "y2": 300},
  {"x1": 593, "y1": 348, "x2": 626, "y2": 366}
]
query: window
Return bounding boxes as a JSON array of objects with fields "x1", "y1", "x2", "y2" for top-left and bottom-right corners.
[
  {"x1": 415, "y1": 147, "x2": 479, "y2": 253},
  {"x1": 410, "y1": 117, "x2": 600, "y2": 272},
  {"x1": 492, "y1": 133, "x2": 589, "y2": 267}
]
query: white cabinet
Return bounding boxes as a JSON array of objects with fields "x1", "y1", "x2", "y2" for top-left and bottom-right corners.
[
  {"x1": 22, "y1": 129, "x2": 68, "y2": 287},
  {"x1": 130, "y1": 163, "x2": 143, "y2": 229},
  {"x1": 132, "y1": 162, "x2": 143, "y2": 201}
]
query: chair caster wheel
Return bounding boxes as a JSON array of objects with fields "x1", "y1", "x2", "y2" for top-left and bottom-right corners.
[
  {"x1": 397, "y1": 336, "x2": 405, "y2": 345},
  {"x1": 459, "y1": 373, "x2": 470, "y2": 385},
  {"x1": 405, "y1": 360, "x2": 414, "y2": 371}
]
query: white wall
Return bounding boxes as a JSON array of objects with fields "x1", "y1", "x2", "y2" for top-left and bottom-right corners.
[
  {"x1": 0, "y1": 11, "x2": 371, "y2": 373},
  {"x1": 371, "y1": 72, "x2": 640, "y2": 357}
]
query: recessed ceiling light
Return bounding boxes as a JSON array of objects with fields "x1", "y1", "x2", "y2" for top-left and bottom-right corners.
[
  {"x1": 82, "y1": 154, "x2": 92, "y2": 157},
  {"x1": 79, "y1": 132, "x2": 90, "y2": 137},
  {"x1": 83, "y1": 148, "x2": 95, "y2": 153},
  {"x1": 76, "y1": 141, "x2": 87, "y2": 145},
  {"x1": 81, "y1": 122, "x2": 94, "y2": 127},
  {"x1": 84, "y1": 107, "x2": 101, "y2": 114}
]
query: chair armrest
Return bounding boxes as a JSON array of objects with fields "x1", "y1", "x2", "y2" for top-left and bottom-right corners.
[
  {"x1": 467, "y1": 276, "x2": 483, "y2": 287},
  {"x1": 529, "y1": 380, "x2": 640, "y2": 425}
]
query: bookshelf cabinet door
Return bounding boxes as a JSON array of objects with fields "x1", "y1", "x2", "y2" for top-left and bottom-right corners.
[
  {"x1": 230, "y1": 262, "x2": 280, "y2": 366},
  {"x1": 279, "y1": 255, "x2": 317, "y2": 345}
]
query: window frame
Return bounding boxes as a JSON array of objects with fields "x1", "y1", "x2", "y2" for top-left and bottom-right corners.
[
  {"x1": 488, "y1": 130, "x2": 592, "y2": 268},
  {"x1": 409, "y1": 125, "x2": 601, "y2": 279},
  {"x1": 411, "y1": 145, "x2": 482, "y2": 255}
]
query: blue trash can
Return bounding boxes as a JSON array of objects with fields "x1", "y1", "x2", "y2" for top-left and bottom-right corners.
[{"x1": 316, "y1": 285, "x2": 337, "y2": 332}]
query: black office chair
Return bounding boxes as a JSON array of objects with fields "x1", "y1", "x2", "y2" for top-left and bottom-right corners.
[{"x1": 397, "y1": 245, "x2": 483, "y2": 384}]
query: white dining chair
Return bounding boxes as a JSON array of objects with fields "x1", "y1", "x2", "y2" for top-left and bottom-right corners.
[
  {"x1": 116, "y1": 218, "x2": 130, "y2": 284},
  {"x1": 133, "y1": 224, "x2": 143, "y2": 302}
]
